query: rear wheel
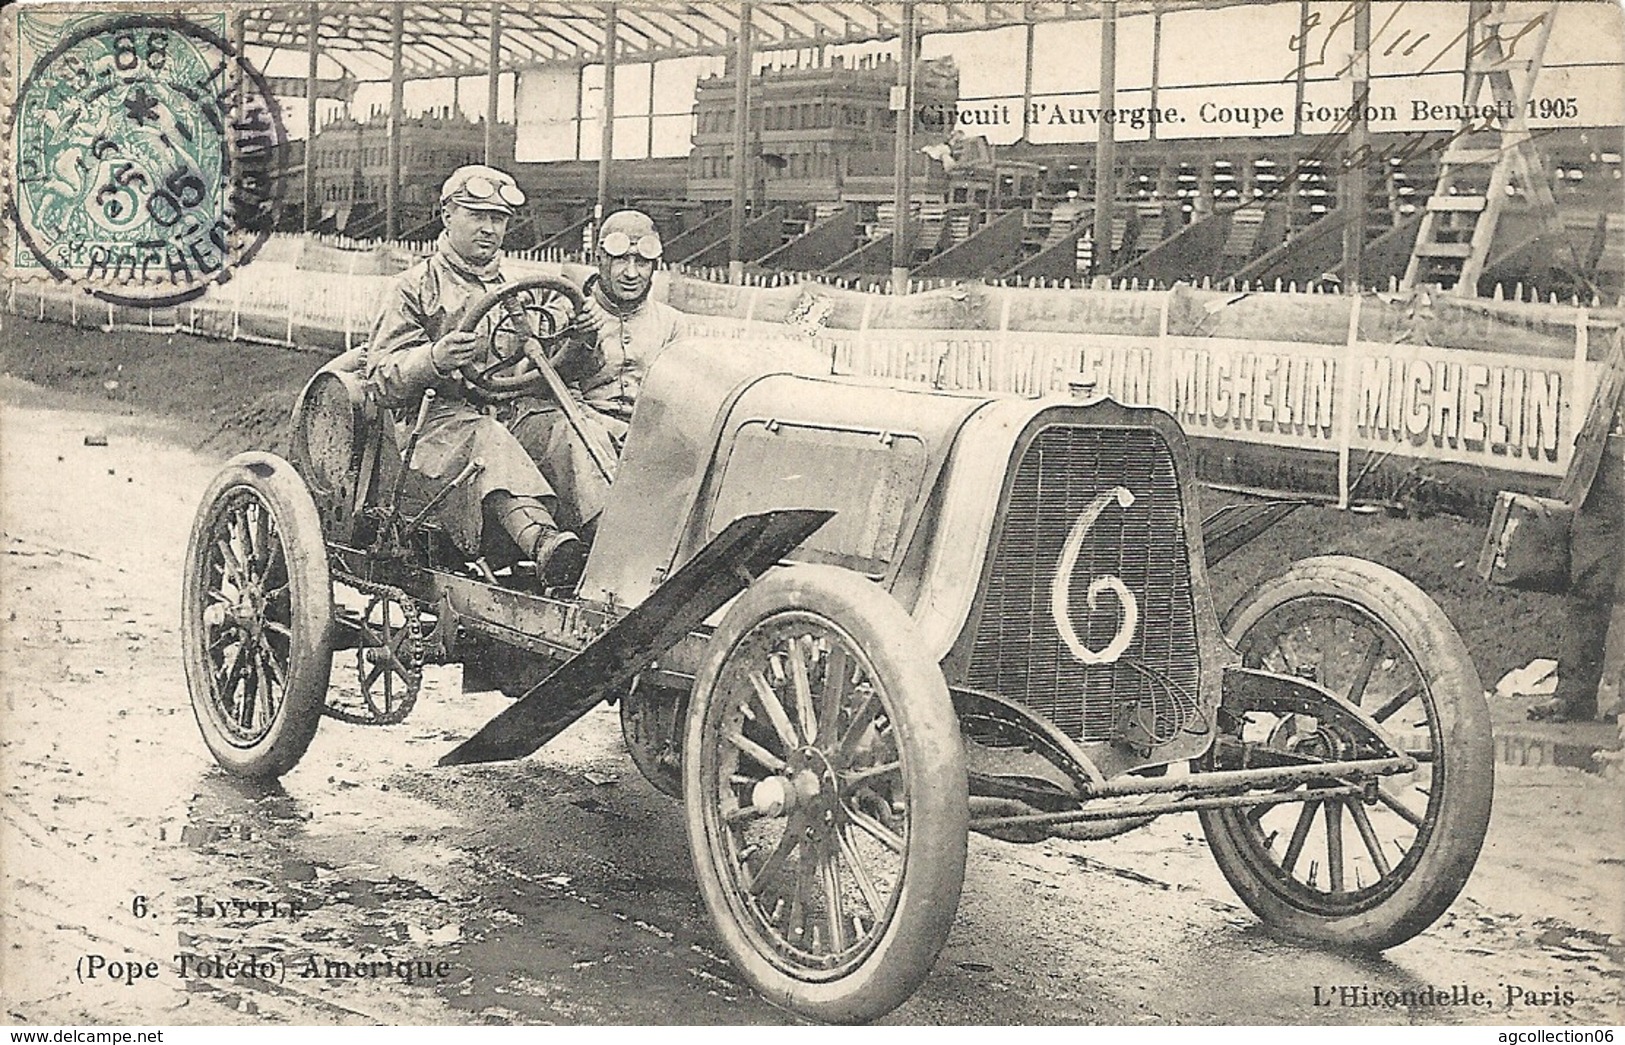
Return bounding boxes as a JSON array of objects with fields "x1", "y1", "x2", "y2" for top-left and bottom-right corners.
[
  {"x1": 182, "y1": 453, "x2": 333, "y2": 779},
  {"x1": 685, "y1": 565, "x2": 966, "y2": 1023},
  {"x1": 1201, "y1": 556, "x2": 1493, "y2": 949}
]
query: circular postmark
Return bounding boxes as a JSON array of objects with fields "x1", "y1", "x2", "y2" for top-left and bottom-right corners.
[{"x1": 9, "y1": 13, "x2": 287, "y2": 306}]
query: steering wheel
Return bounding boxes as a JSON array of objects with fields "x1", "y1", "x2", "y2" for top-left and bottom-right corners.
[{"x1": 455, "y1": 274, "x2": 587, "y2": 402}]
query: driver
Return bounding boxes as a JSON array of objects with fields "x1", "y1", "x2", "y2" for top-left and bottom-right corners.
[{"x1": 365, "y1": 164, "x2": 585, "y2": 585}]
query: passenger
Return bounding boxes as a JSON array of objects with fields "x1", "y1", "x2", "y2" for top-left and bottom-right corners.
[
  {"x1": 508, "y1": 208, "x2": 687, "y2": 533},
  {"x1": 365, "y1": 164, "x2": 585, "y2": 586}
]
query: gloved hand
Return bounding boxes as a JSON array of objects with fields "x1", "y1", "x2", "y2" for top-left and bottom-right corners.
[
  {"x1": 430, "y1": 331, "x2": 482, "y2": 374},
  {"x1": 572, "y1": 296, "x2": 615, "y2": 340}
]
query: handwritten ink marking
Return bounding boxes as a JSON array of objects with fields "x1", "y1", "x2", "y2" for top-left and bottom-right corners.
[
  {"x1": 1286, "y1": 2, "x2": 1545, "y2": 83},
  {"x1": 1286, "y1": 0, "x2": 1362, "y2": 82}
]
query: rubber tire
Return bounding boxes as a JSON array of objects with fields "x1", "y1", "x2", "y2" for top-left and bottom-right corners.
[
  {"x1": 1200, "y1": 555, "x2": 1494, "y2": 950},
  {"x1": 684, "y1": 565, "x2": 967, "y2": 1024},
  {"x1": 182, "y1": 452, "x2": 334, "y2": 779}
]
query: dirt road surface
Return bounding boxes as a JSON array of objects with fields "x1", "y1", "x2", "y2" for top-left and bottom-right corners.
[{"x1": 2, "y1": 382, "x2": 1621, "y2": 1025}]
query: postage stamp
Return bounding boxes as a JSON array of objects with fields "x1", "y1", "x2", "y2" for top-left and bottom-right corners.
[{"x1": 5, "y1": 9, "x2": 285, "y2": 305}]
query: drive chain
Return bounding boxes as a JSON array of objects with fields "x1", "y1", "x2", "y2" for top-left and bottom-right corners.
[{"x1": 326, "y1": 572, "x2": 424, "y2": 726}]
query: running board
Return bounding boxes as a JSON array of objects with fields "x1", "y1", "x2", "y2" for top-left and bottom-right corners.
[{"x1": 440, "y1": 508, "x2": 833, "y2": 767}]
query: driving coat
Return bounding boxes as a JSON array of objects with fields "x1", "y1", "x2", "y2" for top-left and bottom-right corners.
[
  {"x1": 506, "y1": 282, "x2": 687, "y2": 530},
  {"x1": 365, "y1": 236, "x2": 555, "y2": 554}
]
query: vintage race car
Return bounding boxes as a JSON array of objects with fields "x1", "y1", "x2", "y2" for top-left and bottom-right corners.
[{"x1": 182, "y1": 275, "x2": 1494, "y2": 1023}]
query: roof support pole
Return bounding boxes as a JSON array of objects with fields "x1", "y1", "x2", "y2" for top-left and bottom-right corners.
[
  {"x1": 728, "y1": 2, "x2": 752, "y2": 284},
  {"x1": 1339, "y1": 0, "x2": 1370, "y2": 292},
  {"x1": 889, "y1": 0, "x2": 917, "y2": 294},
  {"x1": 1148, "y1": 11, "x2": 1161, "y2": 142},
  {"x1": 1291, "y1": 0, "x2": 1309, "y2": 136},
  {"x1": 1020, "y1": 12, "x2": 1035, "y2": 142},
  {"x1": 386, "y1": 1, "x2": 403, "y2": 240},
  {"x1": 303, "y1": 2, "x2": 318, "y2": 232},
  {"x1": 1091, "y1": 0, "x2": 1117, "y2": 283},
  {"x1": 647, "y1": 56, "x2": 658, "y2": 158},
  {"x1": 596, "y1": 1, "x2": 618, "y2": 239},
  {"x1": 485, "y1": 3, "x2": 501, "y2": 164}
]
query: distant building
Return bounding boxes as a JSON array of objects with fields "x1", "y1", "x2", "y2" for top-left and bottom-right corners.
[
  {"x1": 307, "y1": 109, "x2": 515, "y2": 234},
  {"x1": 687, "y1": 53, "x2": 958, "y2": 204}
]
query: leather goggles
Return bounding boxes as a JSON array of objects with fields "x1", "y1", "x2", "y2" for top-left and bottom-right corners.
[
  {"x1": 458, "y1": 175, "x2": 526, "y2": 208},
  {"x1": 600, "y1": 231, "x2": 663, "y2": 260}
]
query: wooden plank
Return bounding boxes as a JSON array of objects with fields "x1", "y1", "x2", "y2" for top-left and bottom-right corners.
[
  {"x1": 1470, "y1": 56, "x2": 1533, "y2": 75},
  {"x1": 1415, "y1": 242, "x2": 1474, "y2": 258},
  {"x1": 1479, "y1": 9, "x2": 1537, "y2": 26},
  {"x1": 1441, "y1": 149, "x2": 1504, "y2": 166},
  {"x1": 1427, "y1": 196, "x2": 1488, "y2": 212},
  {"x1": 1557, "y1": 339, "x2": 1625, "y2": 505},
  {"x1": 439, "y1": 508, "x2": 833, "y2": 767}
]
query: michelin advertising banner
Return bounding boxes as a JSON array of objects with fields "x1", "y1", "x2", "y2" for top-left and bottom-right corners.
[
  {"x1": 3, "y1": 260, "x2": 1608, "y2": 493},
  {"x1": 665, "y1": 275, "x2": 1611, "y2": 490}
]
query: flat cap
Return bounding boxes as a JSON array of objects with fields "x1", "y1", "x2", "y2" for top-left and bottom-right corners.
[{"x1": 439, "y1": 164, "x2": 525, "y2": 215}]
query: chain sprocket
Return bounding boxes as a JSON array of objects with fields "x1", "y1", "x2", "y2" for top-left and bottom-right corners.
[{"x1": 326, "y1": 575, "x2": 423, "y2": 725}]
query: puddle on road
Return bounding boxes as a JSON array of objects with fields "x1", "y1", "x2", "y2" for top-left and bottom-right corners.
[
  {"x1": 179, "y1": 774, "x2": 310, "y2": 852},
  {"x1": 158, "y1": 748, "x2": 793, "y2": 1025},
  {"x1": 435, "y1": 855, "x2": 770, "y2": 1025},
  {"x1": 181, "y1": 821, "x2": 258, "y2": 847}
]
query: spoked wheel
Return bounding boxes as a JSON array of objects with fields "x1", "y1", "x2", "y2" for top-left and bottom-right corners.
[
  {"x1": 1201, "y1": 556, "x2": 1493, "y2": 949},
  {"x1": 182, "y1": 453, "x2": 333, "y2": 779},
  {"x1": 685, "y1": 565, "x2": 966, "y2": 1024}
]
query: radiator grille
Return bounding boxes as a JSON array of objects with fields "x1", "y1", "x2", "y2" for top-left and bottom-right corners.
[{"x1": 966, "y1": 425, "x2": 1200, "y2": 745}]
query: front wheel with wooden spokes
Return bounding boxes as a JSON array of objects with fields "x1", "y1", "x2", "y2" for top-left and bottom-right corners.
[
  {"x1": 685, "y1": 565, "x2": 966, "y2": 1024},
  {"x1": 1201, "y1": 556, "x2": 1493, "y2": 950},
  {"x1": 182, "y1": 453, "x2": 333, "y2": 779}
]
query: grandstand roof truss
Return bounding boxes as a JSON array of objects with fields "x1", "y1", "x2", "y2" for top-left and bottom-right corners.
[{"x1": 240, "y1": 1, "x2": 1257, "y2": 81}]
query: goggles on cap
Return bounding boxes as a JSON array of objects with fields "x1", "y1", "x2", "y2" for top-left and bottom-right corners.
[
  {"x1": 454, "y1": 175, "x2": 526, "y2": 208},
  {"x1": 600, "y1": 230, "x2": 662, "y2": 260}
]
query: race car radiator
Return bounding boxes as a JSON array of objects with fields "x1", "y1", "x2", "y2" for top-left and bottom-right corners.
[{"x1": 965, "y1": 425, "x2": 1200, "y2": 747}]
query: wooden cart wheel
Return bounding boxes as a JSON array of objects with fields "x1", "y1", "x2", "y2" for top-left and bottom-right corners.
[
  {"x1": 1201, "y1": 556, "x2": 1493, "y2": 949},
  {"x1": 684, "y1": 565, "x2": 967, "y2": 1023},
  {"x1": 182, "y1": 453, "x2": 333, "y2": 779}
]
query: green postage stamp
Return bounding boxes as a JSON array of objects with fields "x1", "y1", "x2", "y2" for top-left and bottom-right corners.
[{"x1": 5, "y1": 8, "x2": 285, "y2": 304}]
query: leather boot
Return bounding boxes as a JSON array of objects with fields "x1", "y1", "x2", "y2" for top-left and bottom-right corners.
[{"x1": 495, "y1": 496, "x2": 586, "y2": 588}]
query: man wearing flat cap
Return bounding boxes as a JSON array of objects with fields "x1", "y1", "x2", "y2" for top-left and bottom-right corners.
[
  {"x1": 366, "y1": 163, "x2": 584, "y2": 585},
  {"x1": 510, "y1": 208, "x2": 687, "y2": 532}
]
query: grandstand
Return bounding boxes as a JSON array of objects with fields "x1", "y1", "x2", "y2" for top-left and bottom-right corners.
[{"x1": 242, "y1": 1, "x2": 1621, "y2": 298}]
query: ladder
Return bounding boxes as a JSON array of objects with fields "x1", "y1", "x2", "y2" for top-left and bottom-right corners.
[{"x1": 1402, "y1": 0, "x2": 1563, "y2": 294}]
